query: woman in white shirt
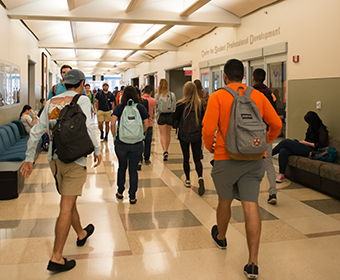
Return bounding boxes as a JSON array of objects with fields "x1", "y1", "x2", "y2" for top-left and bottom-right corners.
[{"x1": 20, "y1": 105, "x2": 33, "y2": 134}]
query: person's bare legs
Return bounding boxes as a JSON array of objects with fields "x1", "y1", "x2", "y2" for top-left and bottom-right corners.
[
  {"x1": 216, "y1": 196, "x2": 232, "y2": 240},
  {"x1": 241, "y1": 201, "x2": 261, "y2": 265},
  {"x1": 165, "y1": 125, "x2": 172, "y2": 151},
  {"x1": 98, "y1": 121, "x2": 104, "y2": 131},
  {"x1": 105, "y1": 121, "x2": 110, "y2": 135},
  {"x1": 71, "y1": 203, "x2": 87, "y2": 241},
  {"x1": 50, "y1": 195, "x2": 77, "y2": 264},
  {"x1": 159, "y1": 124, "x2": 168, "y2": 153}
]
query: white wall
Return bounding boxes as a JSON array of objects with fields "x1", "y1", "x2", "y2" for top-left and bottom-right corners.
[
  {"x1": 126, "y1": 0, "x2": 340, "y2": 83},
  {"x1": 0, "y1": 5, "x2": 59, "y2": 125}
]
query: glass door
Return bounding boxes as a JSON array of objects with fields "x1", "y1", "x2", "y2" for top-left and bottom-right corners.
[
  {"x1": 200, "y1": 68, "x2": 209, "y2": 95},
  {"x1": 212, "y1": 66, "x2": 222, "y2": 92},
  {"x1": 268, "y1": 60, "x2": 286, "y2": 137}
]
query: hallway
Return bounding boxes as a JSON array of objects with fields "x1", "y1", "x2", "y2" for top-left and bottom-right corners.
[{"x1": 1, "y1": 123, "x2": 340, "y2": 279}]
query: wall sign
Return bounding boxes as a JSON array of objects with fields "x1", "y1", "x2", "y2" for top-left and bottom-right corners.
[{"x1": 201, "y1": 27, "x2": 281, "y2": 58}]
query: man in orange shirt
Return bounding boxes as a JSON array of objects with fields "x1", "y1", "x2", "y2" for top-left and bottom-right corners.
[{"x1": 202, "y1": 59, "x2": 282, "y2": 279}]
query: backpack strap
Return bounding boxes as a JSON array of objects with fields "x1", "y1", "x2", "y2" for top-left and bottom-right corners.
[
  {"x1": 243, "y1": 86, "x2": 253, "y2": 97},
  {"x1": 52, "y1": 84, "x2": 57, "y2": 96},
  {"x1": 221, "y1": 85, "x2": 254, "y2": 98},
  {"x1": 70, "y1": 94, "x2": 82, "y2": 105}
]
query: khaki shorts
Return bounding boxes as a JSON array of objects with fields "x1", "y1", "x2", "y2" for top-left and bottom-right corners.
[
  {"x1": 97, "y1": 110, "x2": 112, "y2": 122},
  {"x1": 49, "y1": 159, "x2": 87, "y2": 196},
  {"x1": 211, "y1": 159, "x2": 265, "y2": 203}
]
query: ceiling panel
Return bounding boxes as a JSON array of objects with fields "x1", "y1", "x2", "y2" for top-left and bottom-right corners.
[{"x1": 4, "y1": 0, "x2": 283, "y2": 74}]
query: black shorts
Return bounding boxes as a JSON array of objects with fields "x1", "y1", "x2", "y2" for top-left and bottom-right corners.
[{"x1": 157, "y1": 113, "x2": 174, "y2": 126}]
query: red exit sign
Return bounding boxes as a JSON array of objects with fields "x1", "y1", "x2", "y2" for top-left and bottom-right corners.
[{"x1": 185, "y1": 70, "x2": 193, "y2": 76}]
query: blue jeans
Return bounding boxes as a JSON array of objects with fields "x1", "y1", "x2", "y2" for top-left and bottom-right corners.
[
  {"x1": 115, "y1": 140, "x2": 143, "y2": 200},
  {"x1": 143, "y1": 127, "x2": 153, "y2": 161},
  {"x1": 272, "y1": 139, "x2": 313, "y2": 174}
]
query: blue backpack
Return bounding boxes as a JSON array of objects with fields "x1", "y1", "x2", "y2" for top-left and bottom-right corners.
[
  {"x1": 308, "y1": 147, "x2": 338, "y2": 163},
  {"x1": 116, "y1": 99, "x2": 144, "y2": 144}
]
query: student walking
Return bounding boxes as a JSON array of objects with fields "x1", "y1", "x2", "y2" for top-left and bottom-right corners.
[
  {"x1": 252, "y1": 68, "x2": 279, "y2": 204},
  {"x1": 111, "y1": 86, "x2": 149, "y2": 204},
  {"x1": 155, "y1": 79, "x2": 176, "y2": 161},
  {"x1": 203, "y1": 59, "x2": 282, "y2": 279},
  {"x1": 141, "y1": 85, "x2": 156, "y2": 164},
  {"x1": 20, "y1": 69, "x2": 101, "y2": 272},
  {"x1": 96, "y1": 82, "x2": 115, "y2": 141},
  {"x1": 173, "y1": 81, "x2": 205, "y2": 195}
]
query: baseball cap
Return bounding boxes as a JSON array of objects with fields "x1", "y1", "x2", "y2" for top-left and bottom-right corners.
[
  {"x1": 63, "y1": 69, "x2": 85, "y2": 85},
  {"x1": 103, "y1": 82, "x2": 109, "y2": 86}
]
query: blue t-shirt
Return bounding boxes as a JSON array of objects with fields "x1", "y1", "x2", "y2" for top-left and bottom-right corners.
[
  {"x1": 96, "y1": 90, "x2": 115, "y2": 111},
  {"x1": 113, "y1": 103, "x2": 149, "y2": 143},
  {"x1": 47, "y1": 82, "x2": 86, "y2": 100}
]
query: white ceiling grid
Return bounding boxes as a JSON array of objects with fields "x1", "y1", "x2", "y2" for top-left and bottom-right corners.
[{"x1": 3, "y1": 0, "x2": 281, "y2": 75}]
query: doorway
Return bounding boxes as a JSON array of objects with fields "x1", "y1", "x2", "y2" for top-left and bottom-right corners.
[{"x1": 28, "y1": 59, "x2": 36, "y2": 107}]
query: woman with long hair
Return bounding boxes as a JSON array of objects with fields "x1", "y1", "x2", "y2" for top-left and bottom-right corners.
[
  {"x1": 194, "y1": 79, "x2": 209, "y2": 111},
  {"x1": 20, "y1": 104, "x2": 33, "y2": 134},
  {"x1": 111, "y1": 86, "x2": 149, "y2": 204},
  {"x1": 155, "y1": 79, "x2": 176, "y2": 161},
  {"x1": 173, "y1": 81, "x2": 205, "y2": 195},
  {"x1": 194, "y1": 79, "x2": 209, "y2": 159},
  {"x1": 273, "y1": 111, "x2": 328, "y2": 182}
]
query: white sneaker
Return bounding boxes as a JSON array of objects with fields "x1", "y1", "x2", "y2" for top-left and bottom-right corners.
[{"x1": 184, "y1": 180, "x2": 191, "y2": 188}]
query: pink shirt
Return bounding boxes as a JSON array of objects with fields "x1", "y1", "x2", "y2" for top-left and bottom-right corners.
[{"x1": 142, "y1": 94, "x2": 156, "y2": 127}]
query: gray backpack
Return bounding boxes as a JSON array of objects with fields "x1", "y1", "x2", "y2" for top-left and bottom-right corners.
[
  {"x1": 159, "y1": 92, "x2": 175, "y2": 113},
  {"x1": 219, "y1": 86, "x2": 267, "y2": 160}
]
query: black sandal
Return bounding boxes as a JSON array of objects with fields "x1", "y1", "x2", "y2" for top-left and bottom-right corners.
[
  {"x1": 116, "y1": 193, "x2": 124, "y2": 199},
  {"x1": 163, "y1": 152, "x2": 168, "y2": 161},
  {"x1": 130, "y1": 199, "x2": 137, "y2": 204}
]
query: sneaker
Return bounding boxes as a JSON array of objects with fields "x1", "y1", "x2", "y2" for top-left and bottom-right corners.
[
  {"x1": 267, "y1": 194, "x2": 277, "y2": 205},
  {"x1": 211, "y1": 225, "x2": 227, "y2": 249},
  {"x1": 137, "y1": 163, "x2": 142, "y2": 170},
  {"x1": 163, "y1": 152, "x2": 168, "y2": 161},
  {"x1": 198, "y1": 177, "x2": 205, "y2": 196},
  {"x1": 100, "y1": 130, "x2": 104, "y2": 140},
  {"x1": 276, "y1": 174, "x2": 286, "y2": 183},
  {"x1": 184, "y1": 180, "x2": 191, "y2": 188},
  {"x1": 144, "y1": 159, "x2": 151, "y2": 164},
  {"x1": 244, "y1": 263, "x2": 259, "y2": 279}
]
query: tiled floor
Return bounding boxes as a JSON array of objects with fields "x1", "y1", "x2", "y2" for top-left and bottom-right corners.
[{"x1": 1, "y1": 120, "x2": 340, "y2": 279}]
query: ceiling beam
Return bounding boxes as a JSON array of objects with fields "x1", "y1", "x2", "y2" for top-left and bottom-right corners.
[
  {"x1": 50, "y1": 57, "x2": 151, "y2": 63},
  {"x1": 70, "y1": 21, "x2": 77, "y2": 43},
  {"x1": 107, "y1": 23, "x2": 125, "y2": 44},
  {"x1": 125, "y1": 0, "x2": 139, "y2": 13},
  {"x1": 180, "y1": 0, "x2": 211, "y2": 17},
  {"x1": 67, "y1": 0, "x2": 75, "y2": 11},
  {"x1": 39, "y1": 40, "x2": 178, "y2": 51},
  {"x1": 140, "y1": 25, "x2": 174, "y2": 48},
  {"x1": 124, "y1": 50, "x2": 138, "y2": 59},
  {"x1": 7, "y1": 3, "x2": 241, "y2": 27}
]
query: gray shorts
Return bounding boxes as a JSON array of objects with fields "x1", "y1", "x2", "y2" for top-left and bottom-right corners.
[{"x1": 211, "y1": 159, "x2": 265, "y2": 203}]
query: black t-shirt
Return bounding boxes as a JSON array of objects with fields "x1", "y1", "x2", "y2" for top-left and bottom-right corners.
[
  {"x1": 112, "y1": 103, "x2": 149, "y2": 143},
  {"x1": 96, "y1": 90, "x2": 114, "y2": 111}
]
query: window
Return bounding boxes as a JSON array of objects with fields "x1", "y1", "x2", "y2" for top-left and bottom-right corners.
[{"x1": 0, "y1": 59, "x2": 20, "y2": 107}]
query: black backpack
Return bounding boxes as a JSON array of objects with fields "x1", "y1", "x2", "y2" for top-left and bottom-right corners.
[
  {"x1": 179, "y1": 108, "x2": 202, "y2": 143},
  {"x1": 51, "y1": 94, "x2": 94, "y2": 163},
  {"x1": 139, "y1": 97, "x2": 149, "y2": 112}
]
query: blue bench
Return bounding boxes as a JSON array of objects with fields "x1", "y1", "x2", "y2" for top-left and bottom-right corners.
[{"x1": 0, "y1": 120, "x2": 42, "y2": 200}]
